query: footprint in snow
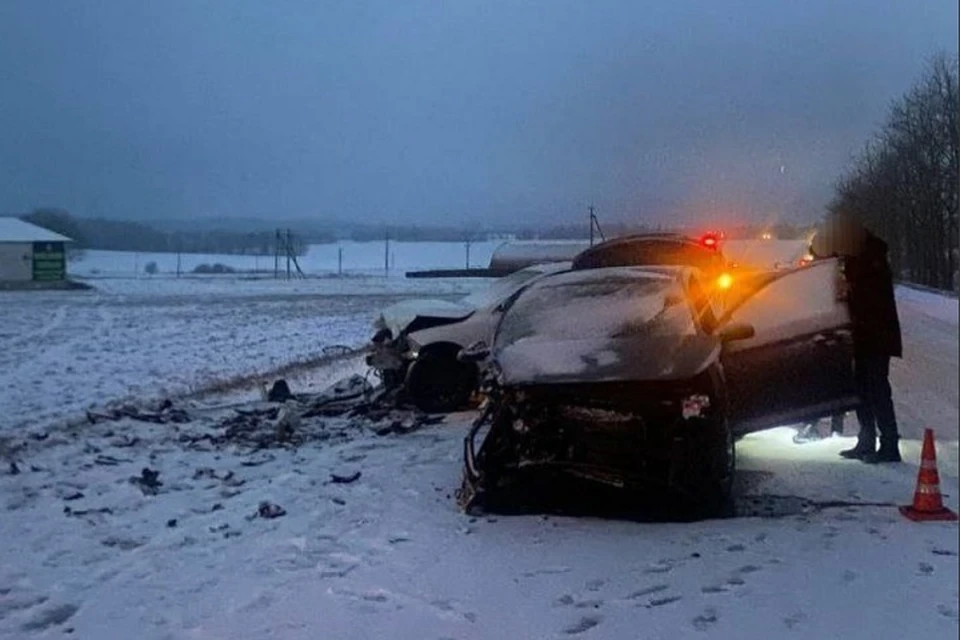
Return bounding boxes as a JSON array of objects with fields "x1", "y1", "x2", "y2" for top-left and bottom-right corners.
[
  {"x1": 693, "y1": 608, "x2": 719, "y2": 631},
  {"x1": 937, "y1": 604, "x2": 959, "y2": 621},
  {"x1": 585, "y1": 579, "x2": 606, "y2": 592},
  {"x1": 625, "y1": 585, "x2": 669, "y2": 600},
  {"x1": 918, "y1": 562, "x2": 935, "y2": 576},
  {"x1": 701, "y1": 585, "x2": 728, "y2": 594},
  {"x1": 19, "y1": 603, "x2": 79, "y2": 632},
  {"x1": 646, "y1": 595, "x2": 683, "y2": 608},
  {"x1": 563, "y1": 616, "x2": 602, "y2": 635},
  {"x1": 783, "y1": 612, "x2": 808, "y2": 629},
  {"x1": 522, "y1": 566, "x2": 572, "y2": 578},
  {"x1": 644, "y1": 561, "x2": 675, "y2": 574},
  {"x1": 737, "y1": 565, "x2": 762, "y2": 574}
]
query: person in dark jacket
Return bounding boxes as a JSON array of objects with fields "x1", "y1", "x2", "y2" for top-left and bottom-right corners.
[{"x1": 812, "y1": 213, "x2": 903, "y2": 463}]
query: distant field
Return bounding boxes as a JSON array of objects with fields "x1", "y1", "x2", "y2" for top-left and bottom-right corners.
[{"x1": 71, "y1": 240, "x2": 506, "y2": 278}]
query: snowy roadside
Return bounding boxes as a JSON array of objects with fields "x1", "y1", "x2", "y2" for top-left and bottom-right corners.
[
  {"x1": 0, "y1": 276, "x2": 485, "y2": 437},
  {"x1": 0, "y1": 375, "x2": 956, "y2": 640},
  {"x1": 0, "y1": 269, "x2": 956, "y2": 640}
]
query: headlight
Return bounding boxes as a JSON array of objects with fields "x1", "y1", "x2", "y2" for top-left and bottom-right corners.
[{"x1": 716, "y1": 273, "x2": 733, "y2": 290}]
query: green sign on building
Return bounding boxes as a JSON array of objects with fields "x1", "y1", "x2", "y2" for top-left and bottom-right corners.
[{"x1": 32, "y1": 242, "x2": 66, "y2": 281}]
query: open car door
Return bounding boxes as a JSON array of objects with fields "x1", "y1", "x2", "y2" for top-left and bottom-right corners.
[{"x1": 719, "y1": 258, "x2": 860, "y2": 436}]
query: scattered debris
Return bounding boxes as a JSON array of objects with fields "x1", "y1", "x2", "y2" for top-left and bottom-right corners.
[
  {"x1": 64, "y1": 506, "x2": 113, "y2": 517},
  {"x1": 330, "y1": 471, "x2": 362, "y2": 484},
  {"x1": 332, "y1": 497, "x2": 347, "y2": 506},
  {"x1": 129, "y1": 468, "x2": 162, "y2": 496},
  {"x1": 87, "y1": 401, "x2": 192, "y2": 426},
  {"x1": 267, "y1": 379, "x2": 294, "y2": 403},
  {"x1": 9, "y1": 462, "x2": 19, "y2": 475},
  {"x1": 167, "y1": 519, "x2": 178, "y2": 528},
  {"x1": 63, "y1": 492, "x2": 85, "y2": 501},
  {"x1": 257, "y1": 501, "x2": 286, "y2": 519},
  {"x1": 94, "y1": 455, "x2": 130, "y2": 467}
]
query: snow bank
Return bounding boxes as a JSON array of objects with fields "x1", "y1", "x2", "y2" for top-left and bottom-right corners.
[{"x1": 896, "y1": 285, "x2": 959, "y2": 327}]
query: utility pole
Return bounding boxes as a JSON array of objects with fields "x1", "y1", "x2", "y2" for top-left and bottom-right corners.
[
  {"x1": 286, "y1": 229, "x2": 292, "y2": 280},
  {"x1": 465, "y1": 234, "x2": 471, "y2": 269},
  {"x1": 384, "y1": 230, "x2": 390, "y2": 277},
  {"x1": 338, "y1": 244, "x2": 343, "y2": 277},
  {"x1": 589, "y1": 205, "x2": 595, "y2": 246},
  {"x1": 274, "y1": 229, "x2": 281, "y2": 279}
]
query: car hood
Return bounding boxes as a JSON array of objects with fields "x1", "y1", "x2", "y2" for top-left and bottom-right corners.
[
  {"x1": 494, "y1": 333, "x2": 720, "y2": 386},
  {"x1": 375, "y1": 299, "x2": 475, "y2": 336}
]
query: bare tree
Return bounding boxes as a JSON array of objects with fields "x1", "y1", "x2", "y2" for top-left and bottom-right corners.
[{"x1": 831, "y1": 54, "x2": 959, "y2": 292}]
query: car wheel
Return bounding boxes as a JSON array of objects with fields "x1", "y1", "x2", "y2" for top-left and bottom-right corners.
[
  {"x1": 405, "y1": 349, "x2": 478, "y2": 413},
  {"x1": 690, "y1": 418, "x2": 735, "y2": 517}
]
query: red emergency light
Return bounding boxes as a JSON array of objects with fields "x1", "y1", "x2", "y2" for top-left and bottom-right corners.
[{"x1": 700, "y1": 233, "x2": 719, "y2": 249}]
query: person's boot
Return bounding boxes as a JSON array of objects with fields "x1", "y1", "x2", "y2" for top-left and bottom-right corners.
[
  {"x1": 840, "y1": 440, "x2": 876, "y2": 460},
  {"x1": 863, "y1": 440, "x2": 902, "y2": 464}
]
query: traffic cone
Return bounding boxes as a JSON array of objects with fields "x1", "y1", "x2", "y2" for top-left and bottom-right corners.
[{"x1": 899, "y1": 429, "x2": 958, "y2": 522}]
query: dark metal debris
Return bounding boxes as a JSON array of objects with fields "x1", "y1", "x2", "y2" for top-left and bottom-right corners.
[
  {"x1": 258, "y1": 501, "x2": 286, "y2": 519},
  {"x1": 330, "y1": 471, "x2": 362, "y2": 484}
]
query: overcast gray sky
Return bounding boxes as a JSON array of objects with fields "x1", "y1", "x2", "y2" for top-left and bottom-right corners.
[{"x1": 1, "y1": 1, "x2": 957, "y2": 227}]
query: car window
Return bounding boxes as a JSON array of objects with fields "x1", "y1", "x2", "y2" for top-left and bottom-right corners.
[
  {"x1": 727, "y1": 259, "x2": 845, "y2": 340},
  {"x1": 496, "y1": 272, "x2": 694, "y2": 347}
]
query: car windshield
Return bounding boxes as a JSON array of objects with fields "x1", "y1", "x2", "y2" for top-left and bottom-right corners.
[
  {"x1": 460, "y1": 267, "x2": 549, "y2": 309},
  {"x1": 496, "y1": 270, "x2": 695, "y2": 347}
]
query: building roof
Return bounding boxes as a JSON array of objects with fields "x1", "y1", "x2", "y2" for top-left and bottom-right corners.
[{"x1": 0, "y1": 217, "x2": 73, "y2": 243}]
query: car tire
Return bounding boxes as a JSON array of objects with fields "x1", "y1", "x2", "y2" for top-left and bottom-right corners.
[
  {"x1": 405, "y1": 348, "x2": 478, "y2": 413},
  {"x1": 684, "y1": 417, "x2": 735, "y2": 518}
]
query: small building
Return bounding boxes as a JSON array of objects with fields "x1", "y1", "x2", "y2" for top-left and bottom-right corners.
[{"x1": 0, "y1": 217, "x2": 73, "y2": 284}]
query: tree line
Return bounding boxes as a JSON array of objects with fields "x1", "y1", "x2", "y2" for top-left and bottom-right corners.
[
  {"x1": 21, "y1": 209, "x2": 313, "y2": 256},
  {"x1": 830, "y1": 54, "x2": 959, "y2": 292}
]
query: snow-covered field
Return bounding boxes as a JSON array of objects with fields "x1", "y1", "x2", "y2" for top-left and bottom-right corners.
[
  {"x1": 1, "y1": 242, "x2": 957, "y2": 640},
  {"x1": 0, "y1": 275, "x2": 484, "y2": 436},
  {"x1": 71, "y1": 240, "x2": 506, "y2": 278}
]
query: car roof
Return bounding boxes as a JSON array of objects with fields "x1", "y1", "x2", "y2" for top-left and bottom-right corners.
[{"x1": 571, "y1": 234, "x2": 725, "y2": 271}]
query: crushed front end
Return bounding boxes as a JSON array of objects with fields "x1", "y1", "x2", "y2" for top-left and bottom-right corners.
[{"x1": 458, "y1": 370, "x2": 730, "y2": 514}]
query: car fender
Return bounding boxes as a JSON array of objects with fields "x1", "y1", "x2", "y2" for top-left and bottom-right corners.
[{"x1": 407, "y1": 312, "x2": 497, "y2": 355}]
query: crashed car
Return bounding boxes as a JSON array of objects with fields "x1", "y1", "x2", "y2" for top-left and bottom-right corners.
[
  {"x1": 366, "y1": 262, "x2": 569, "y2": 413},
  {"x1": 459, "y1": 258, "x2": 858, "y2": 514},
  {"x1": 572, "y1": 232, "x2": 744, "y2": 310}
]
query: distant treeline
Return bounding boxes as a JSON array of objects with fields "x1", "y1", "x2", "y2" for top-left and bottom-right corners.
[
  {"x1": 830, "y1": 54, "x2": 958, "y2": 292},
  {"x1": 20, "y1": 209, "x2": 816, "y2": 258},
  {"x1": 21, "y1": 209, "x2": 313, "y2": 256}
]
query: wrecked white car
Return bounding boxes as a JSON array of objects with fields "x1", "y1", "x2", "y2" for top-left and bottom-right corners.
[
  {"x1": 459, "y1": 258, "x2": 859, "y2": 516},
  {"x1": 366, "y1": 262, "x2": 569, "y2": 413}
]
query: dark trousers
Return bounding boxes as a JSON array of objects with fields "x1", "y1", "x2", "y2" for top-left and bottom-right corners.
[{"x1": 854, "y1": 352, "x2": 899, "y2": 448}]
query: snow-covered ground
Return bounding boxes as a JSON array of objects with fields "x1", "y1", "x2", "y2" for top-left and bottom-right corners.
[
  {"x1": 0, "y1": 275, "x2": 485, "y2": 436},
  {"x1": 1, "y1": 245, "x2": 957, "y2": 640},
  {"x1": 71, "y1": 241, "x2": 506, "y2": 278}
]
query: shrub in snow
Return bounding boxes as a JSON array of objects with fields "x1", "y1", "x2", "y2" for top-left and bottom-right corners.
[{"x1": 193, "y1": 263, "x2": 237, "y2": 274}]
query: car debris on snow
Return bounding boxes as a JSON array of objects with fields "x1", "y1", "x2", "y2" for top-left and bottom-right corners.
[
  {"x1": 256, "y1": 501, "x2": 286, "y2": 519},
  {"x1": 129, "y1": 468, "x2": 162, "y2": 496},
  {"x1": 330, "y1": 471, "x2": 362, "y2": 484}
]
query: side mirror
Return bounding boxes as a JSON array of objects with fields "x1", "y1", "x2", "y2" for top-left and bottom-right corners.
[
  {"x1": 458, "y1": 340, "x2": 491, "y2": 363},
  {"x1": 719, "y1": 322, "x2": 755, "y2": 343}
]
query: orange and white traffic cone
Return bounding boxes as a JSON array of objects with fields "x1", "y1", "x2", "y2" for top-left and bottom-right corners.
[{"x1": 899, "y1": 428, "x2": 958, "y2": 522}]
